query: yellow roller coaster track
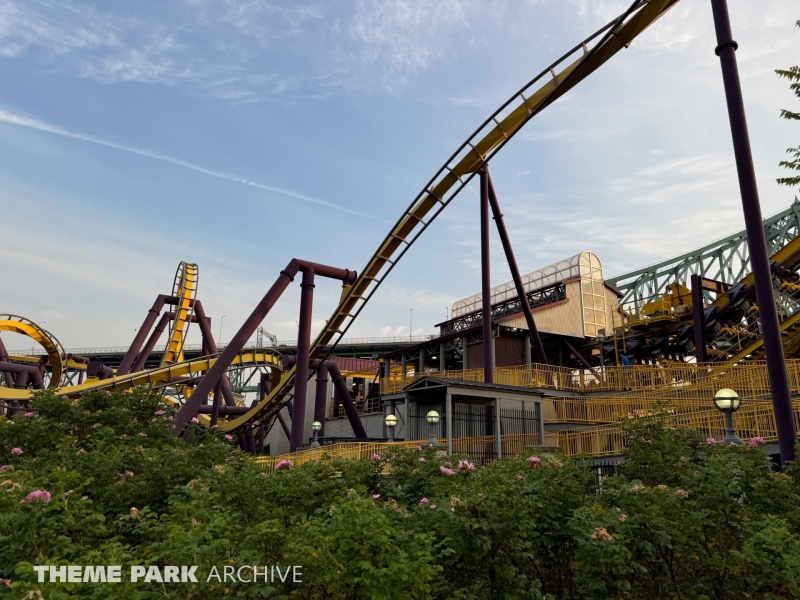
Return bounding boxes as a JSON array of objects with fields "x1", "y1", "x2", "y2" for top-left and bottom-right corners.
[
  {"x1": 0, "y1": 349, "x2": 283, "y2": 403},
  {"x1": 220, "y1": 0, "x2": 682, "y2": 436},
  {"x1": 0, "y1": 315, "x2": 67, "y2": 387},
  {"x1": 161, "y1": 262, "x2": 198, "y2": 367}
]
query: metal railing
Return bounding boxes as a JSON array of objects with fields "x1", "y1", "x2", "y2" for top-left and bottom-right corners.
[
  {"x1": 255, "y1": 432, "x2": 559, "y2": 471},
  {"x1": 554, "y1": 400, "x2": 800, "y2": 458},
  {"x1": 381, "y1": 359, "x2": 800, "y2": 399}
]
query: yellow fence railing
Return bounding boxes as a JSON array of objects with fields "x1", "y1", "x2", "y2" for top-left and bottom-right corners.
[
  {"x1": 255, "y1": 433, "x2": 561, "y2": 471},
  {"x1": 381, "y1": 359, "x2": 800, "y2": 399},
  {"x1": 554, "y1": 401, "x2": 800, "y2": 458}
]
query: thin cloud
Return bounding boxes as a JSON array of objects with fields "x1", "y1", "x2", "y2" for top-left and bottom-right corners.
[{"x1": 0, "y1": 107, "x2": 379, "y2": 220}]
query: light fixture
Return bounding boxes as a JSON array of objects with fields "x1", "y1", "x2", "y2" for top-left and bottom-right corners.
[
  {"x1": 385, "y1": 413, "x2": 397, "y2": 441},
  {"x1": 310, "y1": 420, "x2": 322, "y2": 447},
  {"x1": 426, "y1": 410, "x2": 440, "y2": 447},
  {"x1": 713, "y1": 388, "x2": 744, "y2": 445}
]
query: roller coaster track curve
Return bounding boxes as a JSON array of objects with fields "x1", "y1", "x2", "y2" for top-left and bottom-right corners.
[{"x1": 216, "y1": 0, "x2": 683, "y2": 436}]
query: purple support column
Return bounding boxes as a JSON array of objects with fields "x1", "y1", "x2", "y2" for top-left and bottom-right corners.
[
  {"x1": 210, "y1": 380, "x2": 222, "y2": 428},
  {"x1": 314, "y1": 362, "x2": 330, "y2": 437},
  {"x1": 117, "y1": 295, "x2": 180, "y2": 376},
  {"x1": 290, "y1": 268, "x2": 315, "y2": 452},
  {"x1": 487, "y1": 174, "x2": 547, "y2": 363},
  {"x1": 175, "y1": 260, "x2": 355, "y2": 434},
  {"x1": 0, "y1": 336, "x2": 16, "y2": 387},
  {"x1": 710, "y1": 0, "x2": 796, "y2": 463},
  {"x1": 691, "y1": 274, "x2": 707, "y2": 364},
  {"x1": 131, "y1": 312, "x2": 172, "y2": 373},
  {"x1": 479, "y1": 166, "x2": 494, "y2": 384}
]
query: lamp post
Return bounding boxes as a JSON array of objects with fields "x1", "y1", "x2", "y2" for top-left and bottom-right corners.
[
  {"x1": 713, "y1": 388, "x2": 744, "y2": 445},
  {"x1": 385, "y1": 413, "x2": 397, "y2": 442},
  {"x1": 426, "y1": 410, "x2": 440, "y2": 447},
  {"x1": 310, "y1": 420, "x2": 322, "y2": 447},
  {"x1": 219, "y1": 315, "x2": 227, "y2": 346}
]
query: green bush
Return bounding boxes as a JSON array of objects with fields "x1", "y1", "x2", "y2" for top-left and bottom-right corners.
[{"x1": 1, "y1": 389, "x2": 799, "y2": 598}]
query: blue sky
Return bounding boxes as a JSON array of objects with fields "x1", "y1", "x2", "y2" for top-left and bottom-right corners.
[{"x1": 0, "y1": 0, "x2": 797, "y2": 350}]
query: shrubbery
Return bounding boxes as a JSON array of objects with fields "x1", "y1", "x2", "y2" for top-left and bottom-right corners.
[{"x1": 1, "y1": 389, "x2": 799, "y2": 598}]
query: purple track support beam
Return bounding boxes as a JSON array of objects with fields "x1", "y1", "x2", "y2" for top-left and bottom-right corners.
[
  {"x1": 565, "y1": 339, "x2": 594, "y2": 372},
  {"x1": 328, "y1": 362, "x2": 368, "y2": 438},
  {"x1": 290, "y1": 269, "x2": 315, "y2": 452},
  {"x1": 210, "y1": 380, "x2": 222, "y2": 428},
  {"x1": 479, "y1": 167, "x2": 494, "y2": 384},
  {"x1": 68, "y1": 353, "x2": 90, "y2": 385},
  {"x1": 690, "y1": 274, "x2": 707, "y2": 364},
  {"x1": 131, "y1": 312, "x2": 171, "y2": 373},
  {"x1": 0, "y1": 336, "x2": 16, "y2": 387},
  {"x1": 174, "y1": 260, "x2": 356, "y2": 434},
  {"x1": 87, "y1": 360, "x2": 113, "y2": 380},
  {"x1": 276, "y1": 412, "x2": 291, "y2": 440},
  {"x1": 314, "y1": 362, "x2": 330, "y2": 437},
  {"x1": 117, "y1": 295, "x2": 180, "y2": 376},
  {"x1": 710, "y1": 0, "x2": 796, "y2": 463},
  {"x1": 0, "y1": 362, "x2": 44, "y2": 389},
  {"x1": 283, "y1": 355, "x2": 367, "y2": 440},
  {"x1": 487, "y1": 174, "x2": 547, "y2": 364}
]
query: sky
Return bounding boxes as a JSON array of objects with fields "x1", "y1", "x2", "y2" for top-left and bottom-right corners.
[{"x1": 0, "y1": 0, "x2": 798, "y2": 352}]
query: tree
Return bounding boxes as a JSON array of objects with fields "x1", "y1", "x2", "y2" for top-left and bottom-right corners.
[{"x1": 776, "y1": 19, "x2": 800, "y2": 190}]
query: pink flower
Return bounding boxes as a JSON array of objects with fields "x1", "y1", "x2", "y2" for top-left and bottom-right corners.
[
  {"x1": 675, "y1": 489, "x2": 689, "y2": 498},
  {"x1": 457, "y1": 460, "x2": 475, "y2": 472},
  {"x1": 275, "y1": 459, "x2": 293, "y2": 471},
  {"x1": 373, "y1": 494, "x2": 380, "y2": 499},
  {"x1": 23, "y1": 412, "x2": 34, "y2": 418},
  {"x1": 430, "y1": 504, "x2": 437, "y2": 509},
  {"x1": 395, "y1": 508, "x2": 401, "y2": 513},
  {"x1": 707, "y1": 438, "x2": 716, "y2": 445},
  {"x1": 443, "y1": 461, "x2": 452, "y2": 468},
  {"x1": 171, "y1": 425, "x2": 177, "y2": 429},
  {"x1": 371, "y1": 454, "x2": 381, "y2": 461},
  {"x1": 747, "y1": 436, "x2": 765, "y2": 447},
  {"x1": 591, "y1": 527, "x2": 613, "y2": 542},
  {"x1": 138, "y1": 432, "x2": 147, "y2": 437},
  {"x1": 81, "y1": 496, "x2": 88, "y2": 501},
  {"x1": 24, "y1": 490, "x2": 51, "y2": 504},
  {"x1": 224, "y1": 435, "x2": 233, "y2": 441},
  {"x1": 191, "y1": 418, "x2": 199, "y2": 424},
  {"x1": 418, "y1": 457, "x2": 425, "y2": 462},
  {"x1": 63, "y1": 490, "x2": 73, "y2": 498},
  {"x1": 419, "y1": 498, "x2": 429, "y2": 505},
  {"x1": 155, "y1": 410, "x2": 165, "y2": 416},
  {"x1": 528, "y1": 456, "x2": 540, "y2": 468},
  {"x1": 168, "y1": 416, "x2": 174, "y2": 421},
  {"x1": 11, "y1": 448, "x2": 22, "y2": 455},
  {"x1": 416, "y1": 445, "x2": 422, "y2": 451},
  {"x1": 440, "y1": 466, "x2": 455, "y2": 476},
  {"x1": 0, "y1": 466, "x2": 6, "y2": 472},
  {"x1": 191, "y1": 518, "x2": 197, "y2": 526}
]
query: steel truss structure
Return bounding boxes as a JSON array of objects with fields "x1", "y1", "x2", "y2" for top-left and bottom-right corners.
[
  {"x1": 439, "y1": 283, "x2": 567, "y2": 334},
  {"x1": 608, "y1": 200, "x2": 800, "y2": 305}
]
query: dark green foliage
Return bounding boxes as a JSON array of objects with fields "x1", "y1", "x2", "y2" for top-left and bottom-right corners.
[
  {"x1": 776, "y1": 19, "x2": 800, "y2": 189},
  {"x1": 1, "y1": 389, "x2": 800, "y2": 599}
]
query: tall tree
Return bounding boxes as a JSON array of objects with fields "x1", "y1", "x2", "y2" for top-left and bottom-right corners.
[{"x1": 776, "y1": 19, "x2": 800, "y2": 190}]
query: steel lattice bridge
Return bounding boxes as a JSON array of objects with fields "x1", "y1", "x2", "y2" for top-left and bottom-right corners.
[{"x1": 607, "y1": 200, "x2": 800, "y2": 305}]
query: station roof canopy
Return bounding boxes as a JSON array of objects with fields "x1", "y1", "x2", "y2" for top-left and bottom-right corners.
[{"x1": 452, "y1": 252, "x2": 604, "y2": 318}]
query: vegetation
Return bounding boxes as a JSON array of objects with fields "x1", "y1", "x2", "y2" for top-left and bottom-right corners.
[
  {"x1": 1, "y1": 389, "x2": 800, "y2": 599},
  {"x1": 776, "y1": 19, "x2": 800, "y2": 191}
]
